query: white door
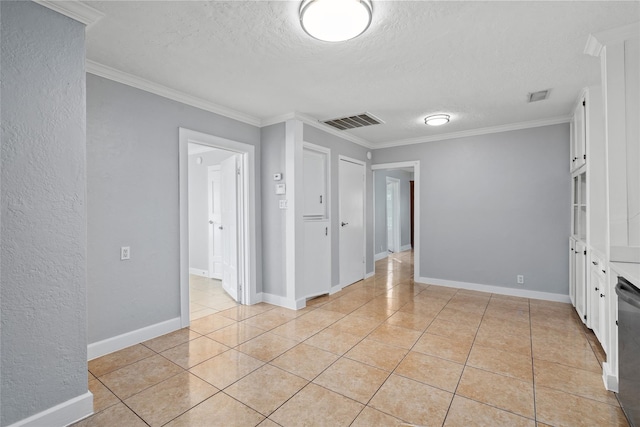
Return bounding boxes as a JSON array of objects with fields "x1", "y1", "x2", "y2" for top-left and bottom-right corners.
[
  {"x1": 207, "y1": 166, "x2": 222, "y2": 279},
  {"x1": 575, "y1": 241, "x2": 587, "y2": 323},
  {"x1": 221, "y1": 155, "x2": 239, "y2": 302},
  {"x1": 339, "y1": 159, "x2": 365, "y2": 287},
  {"x1": 386, "y1": 177, "x2": 400, "y2": 253}
]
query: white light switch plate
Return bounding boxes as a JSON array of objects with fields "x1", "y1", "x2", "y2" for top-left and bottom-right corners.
[
  {"x1": 121, "y1": 246, "x2": 130, "y2": 260},
  {"x1": 279, "y1": 200, "x2": 288, "y2": 209},
  {"x1": 275, "y1": 183, "x2": 286, "y2": 195}
]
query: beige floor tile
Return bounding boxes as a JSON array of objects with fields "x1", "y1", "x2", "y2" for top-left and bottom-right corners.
[
  {"x1": 99, "y1": 354, "x2": 183, "y2": 400},
  {"x1": 533, "y1": 359, "x2": 618, "y2": 405},
  {"x1": 444, "y1": 395, "x2": 535, "y2": 427},
  {"x1": 143, "y1": 328, "x2": 201, "y2": 353},
  {"x1": 225, "y1": 364, "x2": 308, "y2": 416},
  {"x1": 304, "y1": 328, "x2": 363, "y2": 355},
  {"x1": 385, "y1": 311, "x2": 434, "y2": 331},
  {"x1": 88, "y1": 371, "x2": 96, "y2": 381},
  {"x1": 257, "y1": 419, "x2": 281, "y2": 427},
  {"x1": 270, "y1": 318, "x2": 327, "y2": 342},
  {"x1": 297, "y1": 308, "x2": 345, "y2": 327},
  {"x1": 483, "y1": 306, "x2": 531, "y2": 324},
  {"x1": 189, "y1": 349, "x2": 264, "y2": 389},
  {"x1": 316, "y1": 297, "x2": 367, "y2": 314},
  {"x1": 88, "y1": 344, "x2": 154, "y2": 377},
  {"x1": 206, "y1": 322, "x2": 265, "y2": 347},
  {"x1": 270, "y1": 343, "x2": 339, "y2": 380},
  {"x1": 270, "y1": 383, "x2": 364, "y2": 427},
  {"x1": 313, "y1": 358, "x2": 389, "y2": 404},
  {"x1": 369, "y1": 374, "x2": 452, "y2": 426},
  {"x1": 71, "y1": 402, "x2": 147, "y2": 427},
  {"x1": 189, "y1": 313, "x2": 236, "y2": 335},
  {"x1": 467, "y1": 344, "x2": 533, "y2": 381},
  {"x1": 535, "y1": 386, "x2": 628, "y2": 427},
  {"x1": 344, "y1": 338, "x2": 408, "y2": 372},
  {"x1": 427, "y1": 318, "x2": 479, "y2": 341},
  {"x1": 394, "y1": 351, "x2": 463, "y2": 392},
  {"x1": 243, "y1": 309, "x2": 300, "y2": 331},
  {"x1": 328, "y1": 313, "x2": 383, "y2": 337},
  {"x1": 190, "y1": 308, "x2": 218, "y2": 320},
  {"x1": 160, "y1": 336, "x2": 229, "y2": 369},
  {"x1": 413, "y1": 333, "x2": 472, "y2": 364},
  {"x1": 474, "y1": 327, "x2": 532, "y2": 357},
  {"x1": 456, "y1": 366, "x2": 534, "y2": 419},
  {"x1": 88, "y1": 378, "x2": 119, "y2": 413},
  {"x1": 350, "y1": 304, "x2": 396, "y2": 322},
  {"x1": 351, "y1": 406, "x2": 404, "y2": 426},
  {"x1": 236, "y1": 332, "x2": 298, "y2": 362},
  {"x1": 165, "y1": 392, "x2": 264, "y2": 427},
  {"x1": 368, "y1": 324, "x2": 422, "y2": 349},
  {"x1": 479, "y1": 316, "x2": 531, "y2": 338},
  {"x1": 532, "y1": 337, "x2": 601, "y2": 373},
  {"x1": 436, "y1": 307, "x2": 483, "y2": 327},
  {"x1": 399, "y1": 300, "x2": 447, "y2": 317},
  {"x1": 445, "y1": 300, "x2": 488, "y2": 315},
  {"x1": 218, "y1": 304, "x2": 274, "y2": 321},
  {"x1": 124, "y1": 371, "x2": 217, "y2": 427}
]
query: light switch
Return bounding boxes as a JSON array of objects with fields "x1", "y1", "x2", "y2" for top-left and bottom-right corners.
[
  {"x1": 279, "y1": 200, "x2": 288, "y2": 209},
  {"x1": 275, "y1": 183, "x2": 286, "y2": 195}
]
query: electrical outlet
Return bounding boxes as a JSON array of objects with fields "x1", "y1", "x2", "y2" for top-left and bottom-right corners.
[
  {"x1": 517, "y1": 275, "x2": 524, "y2": 285},
  {"x1": 279, "y1": 200, "x2": 288, "y2": 209},
  {"x1": 121, "y1": 246, "x2": 130, "y2": 260}
]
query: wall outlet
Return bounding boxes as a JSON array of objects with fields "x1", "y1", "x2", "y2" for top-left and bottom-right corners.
[
  {"x1": 279, "y1": 199, "x2": 288, "y2": 209},
  {"x1": 517, "y1": 274, "x2": 524, "y2": 284},
  {"x1": 121, "y1": 246, "x2": 130, "y2": 260}
]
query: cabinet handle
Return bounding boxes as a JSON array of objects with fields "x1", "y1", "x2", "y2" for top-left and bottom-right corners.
[
  {"x1": 320, "y1": 195, "x2": 323, "y2": 204},
  {"x1": 341, "y1": 222, "x2": 349, "y2": 227},
  {"x1": 595, "y1": 287, "x2": 599, "y2": 291},
  {"x1": 600, "y1": 293, "x2": 605, "y2": 298},
  {"x1": 602, "y1": 270, "x2": 606, "y2": 274},
  {"x1": 325, "y1": 227, "x2": 328, "y2": 236},
  {"x1": 592, "y1": 261, "x2": 598, "y2": 265}
]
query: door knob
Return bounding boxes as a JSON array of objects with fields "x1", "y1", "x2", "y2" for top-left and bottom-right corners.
[
  {"x1": 341, "y1": 222, "x2": 348, "y2": 227},
  {"x1": 209, "y1": 220, "x2": 214, "y2": 224},
  {"x1": 218, "y1": 226, "x2": 223, "y2": 230}
]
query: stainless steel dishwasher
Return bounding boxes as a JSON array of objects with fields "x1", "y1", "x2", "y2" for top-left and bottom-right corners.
[{"x1": 616, "y1": 276, "x2": 640, "y2": 427}]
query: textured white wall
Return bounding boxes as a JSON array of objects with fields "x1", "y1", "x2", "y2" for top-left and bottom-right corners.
[{"x1": 1, "y1": 2, "x2": 88, "y2": 425}]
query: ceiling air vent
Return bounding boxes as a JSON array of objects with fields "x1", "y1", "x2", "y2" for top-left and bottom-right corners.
[
  {"x1": 322, "y1": 112, "x2": 383, "y2": 130},
  {"x1": 528, "y1": 89, "x2": 550, "y2": 103}
]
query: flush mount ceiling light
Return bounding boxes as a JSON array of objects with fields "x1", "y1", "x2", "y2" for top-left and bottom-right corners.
[
  {"x1": 425, "y1": 114, "x2": 450, "y2": 126},
  {"x1": 300, "y1": 0, "x2": 373, "y2": 42}
]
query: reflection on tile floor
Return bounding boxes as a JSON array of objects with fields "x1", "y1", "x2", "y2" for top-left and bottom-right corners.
[
  {"x1": 78, "y1": 251, "x2": 628, "y2": 426},
  {"x1": 189, "y1": 275, "x2": 238, "y2": 320}
]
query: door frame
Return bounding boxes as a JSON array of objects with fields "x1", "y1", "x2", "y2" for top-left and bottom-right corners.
[
  {"x1": 372, "y1": 161, "x2": 421, "y2": 280},
  {"x1": 386, "y1": 176, "x2": 401, "y2": 253},
  {"x1": 338, "y1": 155, "x2": 367, "y2": 287},
  {"x1": 207, "y1": 165, "x2": 222, "y2": 280},
  {"x1": 179, "y1": 128, "x2": 257, "y2": 328}
]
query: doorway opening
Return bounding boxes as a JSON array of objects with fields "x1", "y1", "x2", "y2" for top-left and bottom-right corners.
[
  {"x1": 372, "y1": 161, "x2": 420, "y2": 280},
  {"x1": 179, "y1": 128, "x2": 257, "y2": 327}
]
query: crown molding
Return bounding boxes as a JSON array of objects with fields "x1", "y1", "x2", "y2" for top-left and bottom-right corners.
[
  {"x1": 584, "y1": 34, "x2": 603, "y2": 57},
  {"x1": 585, "y1": 22, "x2": 639, "y2": 57},
  {"x1": 34, "y1": 1, "x2": 104, "y2": 28},
  {"x1": 373, "y1": 116, "x2": 571, "y2": 149},
  {"x1": 86, "y1": 60, "x2": 262, "y2": 127}
]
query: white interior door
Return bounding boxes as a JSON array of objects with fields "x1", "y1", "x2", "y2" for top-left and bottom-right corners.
[
  {"x1": 339, "y1": 158, "x2": 365, "y2": 287},
  {"x1": 386, "y1": 177, "x2": 400, "y2": 253},
  {"x1": 208, "y1": 166, "x2": 222, "y2": 279},
  {"x1": 221, "y1": 155, "x2": 239, "y2": 301}
]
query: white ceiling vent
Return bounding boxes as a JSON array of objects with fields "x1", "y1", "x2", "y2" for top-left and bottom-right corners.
[
  {"x1": 528, "y1": 90, "x2": 550, "y2": 103},
  {"x1": 322, "y1": 112, "x2": 383, "y2": 130}
]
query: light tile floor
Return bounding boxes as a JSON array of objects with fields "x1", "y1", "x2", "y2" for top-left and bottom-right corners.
[
  {"x1": 79, "y1": 251, "x2": 628, "y2": 426},
  {"x1": 189, "y1": 275, "x2": 238, "y2": 320}
]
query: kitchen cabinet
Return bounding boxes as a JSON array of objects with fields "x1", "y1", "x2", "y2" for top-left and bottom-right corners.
[
  {"x1": 588, "y1": 251, "x2": 607, "y2": 345},
  {"x1": 571, "y1": 95, "x2": 587, "y2": 171},
  {"x1": 574, "y1": 240, "x2": 587, "y2": 324},
  {"x1": 301, "y1": 220, "x2": 331, "y2": 299},
  {"x1": 303, "y1": 148, "x2": 327, "y2": 218}
]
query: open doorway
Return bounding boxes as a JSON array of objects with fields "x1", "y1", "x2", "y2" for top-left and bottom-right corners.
[
  {"x1": 179, "y1": 128, "x2": 257, "y2": 328},
  {"x1": 187, "y1": 144, "x2": 239, "y2": 320},
  {"x1": 372, "y1": 161, "x2": 420, "y2": 280}
]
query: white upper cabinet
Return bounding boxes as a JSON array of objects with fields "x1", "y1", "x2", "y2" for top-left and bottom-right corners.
[
  {"x1": 571, "y1": 96, "x2": 587, "y2": 172},
  {"x1": 302, "y1": 148, "x2": 327, "y2": 218}
]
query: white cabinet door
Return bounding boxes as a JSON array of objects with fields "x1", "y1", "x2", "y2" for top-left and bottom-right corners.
[
  {"x1": 575, "y1": 241, "x2": 587, "y2": 323},
  {"x1": 572, "y1": 98, "x2": 586, "y2": 171},
  {"x1": 589, "y1": 265, "x2": 604, "y2": 341},
  {"x1": 303, "y1": 149, "x2": 326, "y2": 218},
  {"x1": 570, "y1": 238, "x2": 576, "y2": 306},
  {"x1": 301, "y1": 220, "x2": 331, "y2": 299}
]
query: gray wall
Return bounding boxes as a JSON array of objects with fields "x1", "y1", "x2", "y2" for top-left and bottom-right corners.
[
  {"x1": 1, "y1": 2, "x2": 88, "y2": 425},
  {"x1": 303, "y1": 125, "x2": 374, "y2": 282},
  {"x1": 260, "y1": 123, "x2": 287, "y2": 296},
  {"x1": 188, "y1": 149, "x2": 235, "y2": 273},
  {"x1": 374, "y1": 169, "x2": 413, "y2": 255},
  {"x1": 374, "y1": 124, "x2": 570, "y2": 295},
  {"x1": 87, "y1": 74, "x2": 261, "y2": 344}
]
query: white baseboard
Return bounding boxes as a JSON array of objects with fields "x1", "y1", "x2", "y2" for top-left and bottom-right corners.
[
  {"x1": 374, "y1": 252, "x2": 388, "y2": 261},
  {"x1": 329, "y1": 284, "x2": 343, "y2": 295},
  {"x1": 416, "y1": 276, "x2": 571, "y2": 303},
  {"x1": 189, "y1": 268, "x2": 209, "y2": 277},
  {"x1": 7, "y1": 392, "x2": 93, "y2": 427},
  {"x1": 602, "y1": 362, "x2": 618, "y2": 392},
  {"x1": 258, "y1": 292, "x2": 305, "y2": 310},
  {"x1": 400, "y1": 244, "x2": 412, "y2": 252},
  {"x1": 365, "y1": 271, "x2": 375, "y2": 279},
  {"x1": 88, "y1": 317, "x2": 182, "y2": 360}
]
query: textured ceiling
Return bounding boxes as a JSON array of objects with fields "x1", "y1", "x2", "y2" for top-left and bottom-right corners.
[{"x1": 85, "y1": 1, "x2": 640, "y2": 146}]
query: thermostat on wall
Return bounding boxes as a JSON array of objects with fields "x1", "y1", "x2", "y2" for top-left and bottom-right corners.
[{"x1": 275, "y1": 183, "x2": 286, "y2": 195}]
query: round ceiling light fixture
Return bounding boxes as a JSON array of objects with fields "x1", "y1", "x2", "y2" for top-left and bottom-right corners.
[
  {"x1": 424, "y1": 114, "x2": 450, "y2": 126},
  {"x1": 300, "y1": 0, "x2": 373, "y2": 42}
]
